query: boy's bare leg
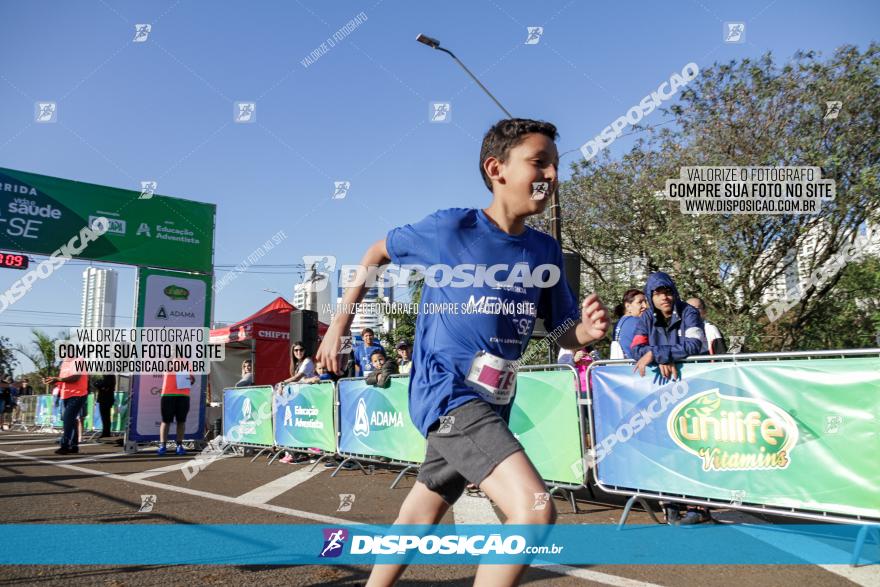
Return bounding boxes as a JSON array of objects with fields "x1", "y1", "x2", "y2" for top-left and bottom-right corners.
[
  {"x1": 366, "y1": 481, "x2": 451, "y2": 587},
  {"x1": 176, "y1": 421, "x2": 185, "y2": 445},
  {"x1": 159, "y1": 422, "x2": 168, "y2": 446},
  {"x1": 473, "y1": 450, "x2": 556, "y2": 587}
]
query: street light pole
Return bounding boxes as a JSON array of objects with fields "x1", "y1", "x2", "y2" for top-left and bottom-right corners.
[{"x1": 416, "y1": 34, "x2": 513, "y2": 119}]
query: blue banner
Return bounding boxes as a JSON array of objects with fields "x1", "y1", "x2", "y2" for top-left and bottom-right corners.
[
  {"x1": 337, "y1": 378, "x2": 425, "y2": 462},
  {"x1": 0, "y1": 524, "x2": 875, "y2": 565},
  {"x1": 222, "y1": 387, "x2": 274, "y2": 446}
]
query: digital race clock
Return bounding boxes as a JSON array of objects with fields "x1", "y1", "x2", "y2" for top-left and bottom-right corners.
[{"x1": 0, "y1": 252, "x2": 29, "y2": 270}]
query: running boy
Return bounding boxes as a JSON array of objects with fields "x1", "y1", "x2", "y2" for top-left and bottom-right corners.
[{"x1": 316, "y1": 118, "x2": 609, "y2": 586}]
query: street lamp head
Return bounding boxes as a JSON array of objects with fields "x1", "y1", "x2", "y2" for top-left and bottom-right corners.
[{"x1": 416, "y1": 33, "x2": 441, "y2": 49}]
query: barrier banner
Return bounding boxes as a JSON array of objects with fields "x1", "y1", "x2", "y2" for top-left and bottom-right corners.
[
  {"x1": 590, "y1": 357, "x2": 880, "y2": 520},
  {"x1": 509, "y1": 370, "x2": 583, "y2": 486},
  {"x1": 34, "y1": 395, "x2": 63, "y2": 427},
  {"x1": 222, "y1": 386, "x2": 274, "y2": 446},
  {"x1": 337, "y1": 378, "x2": 425, "y2": 463},
  {"x1": 91, "y1": 392, "x2": 128, "y2": 432},
  {"x1": 111, "y1": 391, "x2": 129, "y2": 433},
  {"x1": 274, "y1": 383, "x2": 335, "y2": 452}
]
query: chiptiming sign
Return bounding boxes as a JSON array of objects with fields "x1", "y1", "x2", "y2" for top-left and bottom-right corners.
[
  {"x1": 0, "y1": 167, "x2": 215, "y2": 274},
  {"x1": 590, "y1": 357, "x2": 880, "y2": 520}
]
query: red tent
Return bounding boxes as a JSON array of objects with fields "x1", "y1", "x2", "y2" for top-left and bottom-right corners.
[{"x1": 209, "y1": 297, "x2": 327, "y2": 388}]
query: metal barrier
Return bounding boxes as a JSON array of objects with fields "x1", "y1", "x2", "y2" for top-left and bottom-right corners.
[
  {"x1": 268, "y1": 381, "x2": 337, "y2": 469},
  {"x1": 221, "y1": 386, "x2": 276, "y2": 461},
  {"x1": 584, "y1": 348, "x2": 880, "y2": 526},
  {"x1": 335, "y1": 375, "x2": 424, "y2": 484},
  {"x1": 14, "y1": 395, "x2": 38, "y2": 431},
  {"x1": 514, "y1": 364, "x2": 587, "y2": 513}
]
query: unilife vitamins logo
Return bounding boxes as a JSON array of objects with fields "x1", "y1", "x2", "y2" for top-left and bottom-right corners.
[{"x1": 667, "y1": 389, "x2": 799, "y2": 471}]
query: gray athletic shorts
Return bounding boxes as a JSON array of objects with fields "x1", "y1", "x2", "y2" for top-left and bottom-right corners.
[{"x1": 416, "y1": 399, "x2": 524, "y2": 505}]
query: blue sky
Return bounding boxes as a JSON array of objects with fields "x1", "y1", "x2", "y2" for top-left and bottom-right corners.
[{"x1": 1, "y1": 0, "x2": 878, "y2": 374}]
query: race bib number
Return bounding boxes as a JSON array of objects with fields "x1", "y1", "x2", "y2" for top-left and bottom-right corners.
[{"x1": 465, "y1": 351, "x2": 516, "y2": 405}]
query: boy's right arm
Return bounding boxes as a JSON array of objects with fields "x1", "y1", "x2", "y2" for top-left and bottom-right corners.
[{"x1": 316, "y1": 238, "x2": 390, "y2": 374}]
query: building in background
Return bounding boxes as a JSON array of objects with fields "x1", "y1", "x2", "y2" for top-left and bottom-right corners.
[
  {"x1": 335, "y1": 268, "x2": 394, "y2": 339},
  {"x1": 293, "y1": 264, "x2": 332, "y2": 323},
  {"x1": 80, "y1": 267, "x2": 118, "y2": 328}
]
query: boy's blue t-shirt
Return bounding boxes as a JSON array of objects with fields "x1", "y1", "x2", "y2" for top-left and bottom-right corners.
[
  {"x1": 386, "y1": 208, "x2": 580, "y2": 437},
  {"x1": 354, "y1": 343, "x2": 384, "y2": 374}
]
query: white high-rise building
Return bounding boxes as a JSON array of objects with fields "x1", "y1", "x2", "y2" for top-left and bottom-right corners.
[
  {"x1": 336, "y1": 268, "x2": 394, "y2": 338},
  {"x1": 292, "y1": 264, "x2": 332, "y2": 323},
  {"x1": 80, "y1": 267, "x2": 118, "y2": 328}
]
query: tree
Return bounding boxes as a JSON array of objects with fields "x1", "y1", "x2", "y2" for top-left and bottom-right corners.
[
  {"x1": 14, "y1": 329, "x2": 66, "y2": 390},
  {"x1": 0, "y1": 336, "x2": 18, "y2": 379},
  {"x1": 534, "y1": 44, "x2": 880, "y2": 352}
]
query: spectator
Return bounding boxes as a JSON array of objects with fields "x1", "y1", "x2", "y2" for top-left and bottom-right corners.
[
  {"x1": 631, "y1": 272, "x2": 708, "y2": 525},
  {"x1": 353, "y1": 328, "x2": 384, "y2": 377},
  {"x1": 0, "y1": 376, "x2": 12, "y2": 431},
  {"x1": 43, "y1": 358, "x2": 89, "y2": 455},
  {"x1": 687, "y1": 297, "x2": 727, "y2": 355},
  {"x1": 302, "y1": 361, "x2": 336, "y2": 384},
  {"x1": 158, "y1": 370, "x2": 195, "y2": 455},
  {"x1": 557, "y1": 346, "x2": 595, "y2": 392},
  {"x1": 365, "y1": 348, "x2": 399, "y2": 388},
  {"x1": 18, "y1": 379, "x2": 33, "y2": 396},
  {"x1": 235, "y1": 359, "x2": 254, "y2": 387},
  {"x1": 610, "y1": 288, "x2": 648, "y2": 359},
  {"x1": 395, "y1": 340, "x2": 412, "y2": 375},
  {"x1": 275, "y1": 342, "x2": 316, "y2": 392},
  {"x1": 93, "y1": 374, "x2": 116, "y2": 438}
]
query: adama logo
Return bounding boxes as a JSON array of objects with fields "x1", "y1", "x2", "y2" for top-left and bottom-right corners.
[{"x1": 667, "y1": 389, "x2": 798, "y2": 471}]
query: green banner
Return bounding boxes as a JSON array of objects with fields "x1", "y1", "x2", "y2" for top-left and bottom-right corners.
[
  {"x1": 0, "y1": 167, "x2": 215, "y2": 273},
  {"x1": 111, "y1": 391, "x2": 129, "y2": 433},
  {"x1": 591, "y1": 356, "x2": 880, "y2": 520},
  {"x1": 338, "y1": 377, "x2": 426, "y2": 463},
  {"x1": 223, "y1": 387, "x2": 274, "y2": 447},
  {"x1": 274, "y1": 383, "x2": 336, "y2": 452},
  {"x1": 510, "y1": 369, "x2": 584, "y2": 486}
]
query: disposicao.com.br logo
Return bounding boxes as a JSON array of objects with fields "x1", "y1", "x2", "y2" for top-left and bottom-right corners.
[{"x1": 328, "y1": 530, "x2": 563, "y2": 557}]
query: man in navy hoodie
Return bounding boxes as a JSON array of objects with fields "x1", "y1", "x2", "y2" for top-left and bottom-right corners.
[
  {"x1": 630, "y1": 271, "x2": 709, "y2": 525},
  {"x1": 630, "y1": 271, "x2": 706, "y2": 380}
]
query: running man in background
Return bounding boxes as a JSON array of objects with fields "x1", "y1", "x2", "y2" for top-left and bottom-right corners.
[
  {"x1": 317, "y1": 118, "x2": 609, "y2": 587},
  {"x1": 158, "y1": 371, "x2": 194, "y2": 455}
]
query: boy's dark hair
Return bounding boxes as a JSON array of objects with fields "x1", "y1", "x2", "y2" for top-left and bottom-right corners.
[
  {"x1": 361, "y1": 328, "x2": 375, "y2": 336},
  {"x1": 479, "y1": 118, "x2": 559, "y2": 191},
  {"x1": 370, "y1": 348, "x2": 386, "y2": 360}
]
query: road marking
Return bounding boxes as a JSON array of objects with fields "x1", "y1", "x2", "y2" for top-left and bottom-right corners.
[
  {"x1": 533, "y1": 564, "x2": 664, "y2": 587},
  {"x1": 0, "y1": 438, "x2": 61, "y2": 445},
  {"x1": 11, "y1": 444, "x2": 99, "y2": 455},
  {"x1": 237, "y1": 467, "x2": 325, "y2": 504},
  {"x1": 453, "y1": 494, "x2": 500, "y2": 524},
  {"x1": 0, "y1": 449, "x2": 354, "y2": 525},
  {"x1": 126, "y1": 456, "x2": 233, "y2": 481}
]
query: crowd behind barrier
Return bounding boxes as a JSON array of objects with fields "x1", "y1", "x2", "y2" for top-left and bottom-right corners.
[
  {"x1": 585, "y1": 349, "x2": 880, "y2": 525},
  {"x1": 26, "y1": 392, "x2": 129, "y2": 434}
]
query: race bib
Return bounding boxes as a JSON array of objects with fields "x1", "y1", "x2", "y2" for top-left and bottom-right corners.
[{"x1": 465, "y1": 351, "x2": 517, "y2": 405}]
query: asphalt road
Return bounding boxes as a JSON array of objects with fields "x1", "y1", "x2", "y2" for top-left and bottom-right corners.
[{"x1": 0, "y1": 430, "x2": 876, "y2": 587}]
